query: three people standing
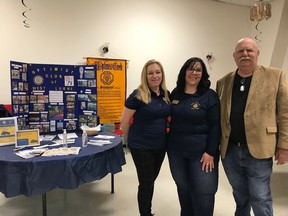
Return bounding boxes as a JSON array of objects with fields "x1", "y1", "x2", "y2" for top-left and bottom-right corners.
[{"x1": 121, "y1": 37, "x2": 288, "y2": 216}]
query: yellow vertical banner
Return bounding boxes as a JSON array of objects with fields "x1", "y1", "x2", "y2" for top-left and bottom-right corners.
[{"x1": 86, "y1": 58, "x2": 126, "y2": 124}]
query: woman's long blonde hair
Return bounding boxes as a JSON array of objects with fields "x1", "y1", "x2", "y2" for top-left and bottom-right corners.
[{"x1": 136, "y1": 59, "x2": 170, "y2": 104}]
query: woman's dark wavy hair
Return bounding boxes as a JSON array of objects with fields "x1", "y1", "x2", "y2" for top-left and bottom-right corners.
[{"x1": 176, "y1": 57, "x2": 211, "y2": 95}]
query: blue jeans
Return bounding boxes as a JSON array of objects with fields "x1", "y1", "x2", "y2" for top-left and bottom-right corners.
[
  {"x1": 130, "y1": 147, "x2": 166, "y2": 216},
  {"x1": 222, "y1": 144, "x2": 273, "y2": 216},
  {"x1": 168, "y1": 150, "x2": 219, "y2": 216}
]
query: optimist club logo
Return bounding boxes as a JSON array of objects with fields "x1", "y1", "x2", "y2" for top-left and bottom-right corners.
[
  {"x1": 100, "y1": 71, "x2": 114, "y2": 85},
  {"x1": 33, "y1": 75, "x2": 44, "y2": 85}
]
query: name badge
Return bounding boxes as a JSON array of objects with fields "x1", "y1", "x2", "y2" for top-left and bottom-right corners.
[{"x1": 172, "y1": 100, "x2": 179, "y2": 104}]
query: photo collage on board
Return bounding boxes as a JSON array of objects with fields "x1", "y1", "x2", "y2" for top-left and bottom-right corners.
[
  {"x1": 11, "y1": 62, "x2": 29, "y2": 130},
  {"x1": 77, "y1": 66, "x2": 98, "y2": 129},
  {"x1": 10, "y1": 61, "x2": 97, "y2": 134}
]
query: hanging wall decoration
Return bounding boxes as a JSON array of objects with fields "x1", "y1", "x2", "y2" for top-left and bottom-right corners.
[
  {"x1": 250, "y1": 1, "x2": 272, "y2": 43},
  {"x1": 21, "y1": 0, "x2": 31, "y2": 28}
]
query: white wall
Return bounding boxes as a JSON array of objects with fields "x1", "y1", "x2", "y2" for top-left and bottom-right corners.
[{"x1": 0, "y1": 0, "x2": 286, "y2": 104}]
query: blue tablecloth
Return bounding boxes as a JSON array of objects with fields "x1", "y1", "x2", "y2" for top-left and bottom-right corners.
[{"x1": 0, "y1": 132, "x2": 126, "y2": 198}]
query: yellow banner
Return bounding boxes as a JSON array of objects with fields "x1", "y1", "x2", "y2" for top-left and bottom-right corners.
[{"x1": 86, "y1": 58, "x2": 126, "y2": 124}]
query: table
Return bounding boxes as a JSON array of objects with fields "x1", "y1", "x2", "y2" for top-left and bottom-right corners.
[{"x1": 0, "y1": 131, "x2": 126, "y2": 215}]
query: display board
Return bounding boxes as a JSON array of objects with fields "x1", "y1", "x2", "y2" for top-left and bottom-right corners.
[
  {"x1": 10, "y1": 61, "x2": 97, "y2": 133},
  {"x1": 86, "y1": 58, "x2": 126, "y2": 124}
]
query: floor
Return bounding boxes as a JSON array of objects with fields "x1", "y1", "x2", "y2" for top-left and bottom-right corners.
[{"x1": 0, "y1": 148, "x2": 287, "y2": 216}]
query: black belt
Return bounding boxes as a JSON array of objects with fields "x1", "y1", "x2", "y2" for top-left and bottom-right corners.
[{"x1": 231, "y1": 142, "x2": 247, "y2": 148}]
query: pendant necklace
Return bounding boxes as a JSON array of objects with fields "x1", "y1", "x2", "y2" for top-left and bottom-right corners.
[{"x1": 240, "y1": 78, "x2": 245, "y2": 92}]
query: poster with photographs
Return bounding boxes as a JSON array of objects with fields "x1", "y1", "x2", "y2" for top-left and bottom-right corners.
[
  {"x1": 10, "y1": 61, "x2": 30, "y2": 131},
  {"x1": 77, "y1": 66, "x2": 98, "y2": 128},
  {"x1": 10, "y1": 61, "x2": 97, "y2": 134}
]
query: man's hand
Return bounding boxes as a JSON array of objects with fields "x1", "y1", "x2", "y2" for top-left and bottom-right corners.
[{"x1": 275, "y1": 148, "x2": 288, "y2": 165}]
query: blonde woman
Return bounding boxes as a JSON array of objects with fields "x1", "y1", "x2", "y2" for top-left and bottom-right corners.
[{"x1": 121, "y1": 59, "x2": 171, "y2": 216}]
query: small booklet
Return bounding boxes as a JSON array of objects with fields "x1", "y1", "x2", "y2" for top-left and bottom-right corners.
[
  {"x1": 94, "y1": 135, "x2": 115, "y2": 139},
  {"x1": 52, "y1": 139, "x2": 75, "y2": 145},
  {"x1": 41, "y1": 147, "x2": 81, "y2": 156},
  {"x1": 88, "y1": 139, "x2": 112, "y2": 146},
  {"x1": 15, "y1": 148, "x2": 48, "y2": 159},
  {"x1": 58, "y1": 132, "x2": 78, "y2": 140},
  {"x1": 40, "y1": 135, "x2": 57, "y2": 141}
]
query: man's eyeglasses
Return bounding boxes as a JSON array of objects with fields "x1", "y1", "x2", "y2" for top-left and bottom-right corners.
[{"x1": 187, "y1": 68, "x2": 202, "y2": 74}]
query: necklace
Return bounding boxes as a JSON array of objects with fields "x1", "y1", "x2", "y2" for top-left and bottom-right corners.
[{"x1": 240, "y1": 78, "x2": 245, "y2": 91}]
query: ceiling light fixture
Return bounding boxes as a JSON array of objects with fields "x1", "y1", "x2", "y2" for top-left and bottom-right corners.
[
  {"x1": 250, "y1": 0, "x2": 272, "y2": 21},
  {"x1": 250, "y1": 0, "x2": 272, "y2": 44}
]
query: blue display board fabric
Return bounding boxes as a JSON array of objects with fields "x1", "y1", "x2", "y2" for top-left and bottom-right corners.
[{"x1": 10, "y1": 61, "x2": 97, "y2": 133}]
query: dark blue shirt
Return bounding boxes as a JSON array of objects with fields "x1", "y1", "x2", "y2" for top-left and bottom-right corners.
[
  {"x1": 168, "y1": 88, "x2": 220, "y2": 156},
  {"x1": 125, "y1": 89, "x2": 171, "y2": 149}
]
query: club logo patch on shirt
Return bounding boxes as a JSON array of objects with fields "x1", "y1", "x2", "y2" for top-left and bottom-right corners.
[{"x1": 191, "y1": 102, "x2": 200, "y2": 109}]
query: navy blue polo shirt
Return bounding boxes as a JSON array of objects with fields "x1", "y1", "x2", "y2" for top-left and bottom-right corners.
[
  {"x1": 168, "y1": 88, "x2": 220, "y2": 156},
  {"x1": 125, "y1": 89, "x2": 171, "y2": 150}
]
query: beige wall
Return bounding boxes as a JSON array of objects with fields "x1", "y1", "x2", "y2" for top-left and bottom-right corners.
[
  {"x1": 270, "y1": 0, "x2": 288, "y2": 74},
  {"x1": 283, "y1": 48, "x2": 288, "y2": 73},
  {"x1": 0, "y1": 0, "x2": 287, "y2": 104}
]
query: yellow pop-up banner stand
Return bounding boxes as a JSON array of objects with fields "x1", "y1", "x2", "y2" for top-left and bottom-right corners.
[{"x1": 86, "y1": 58, "x2": 127, "y2": 124}]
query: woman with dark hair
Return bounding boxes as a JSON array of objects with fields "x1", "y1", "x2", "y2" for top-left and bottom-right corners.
[{"x1": 168, "y1": 57, "x2": 220, "y2": 216}]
